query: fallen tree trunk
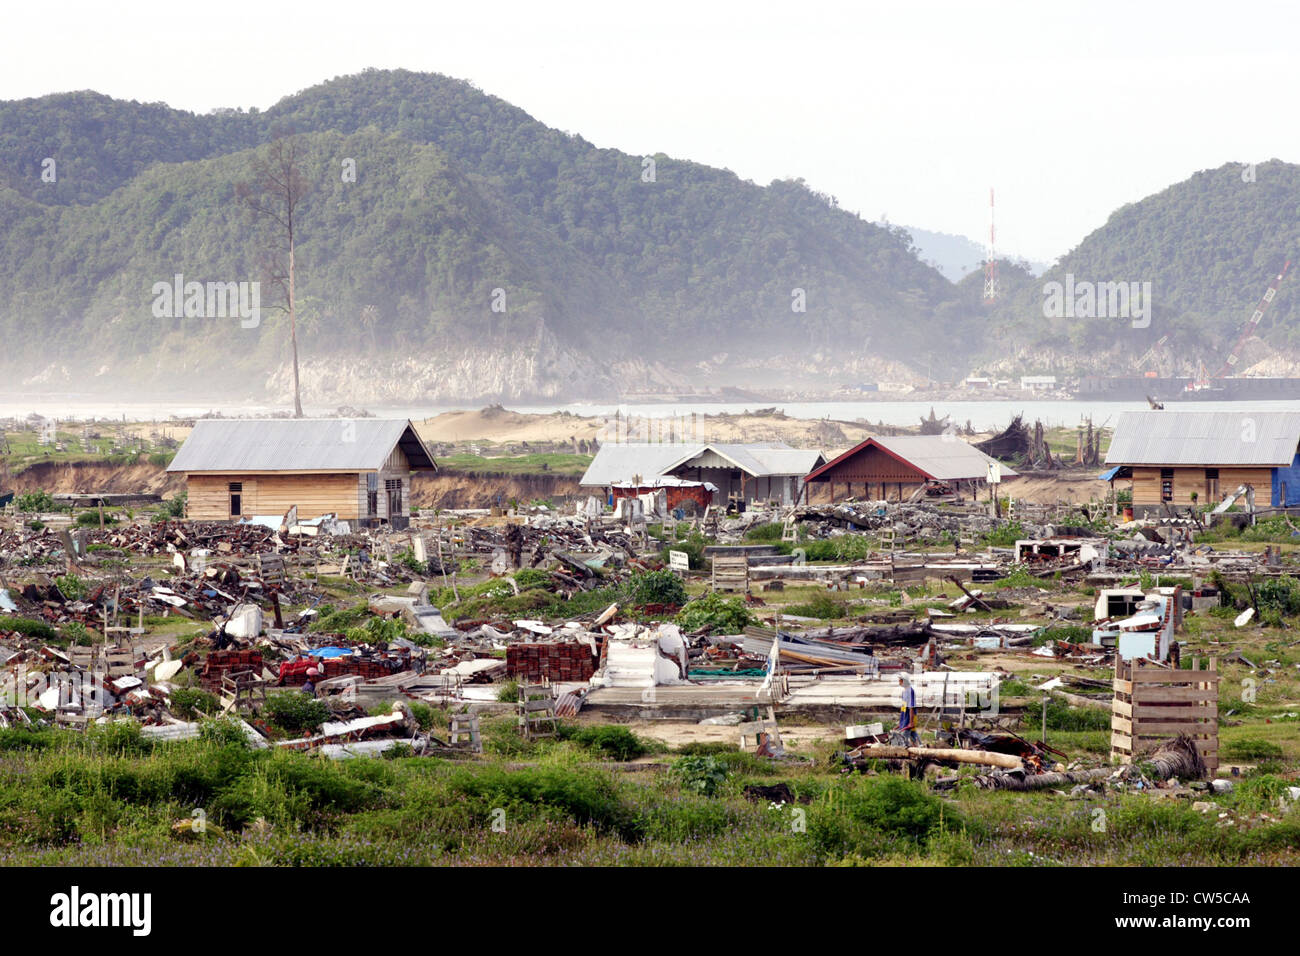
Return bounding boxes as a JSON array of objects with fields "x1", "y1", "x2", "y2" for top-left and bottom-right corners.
[
  {"x1": 971, "y1": 767, "x2": 1111, "y2": 791},
  {"x1": 1144, "y1": 734, "x2": 1207, "y2": 781},
  {"x1": 964, "y1": 733, "x2": 1207, "y2": 791},
  {"x1": 854, "y1": 745, "x2": 1023, "y2": 770}
]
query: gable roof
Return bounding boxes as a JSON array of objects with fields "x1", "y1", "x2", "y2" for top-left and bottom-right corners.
[
  {"x1": 670, "y1": 443, "x2": 825, "y2": 477},
  {"x1": 166, "y1": 419, "x2": 437, "y2": 473},
  {"x1": 1105, "y1": 411, "x2": 1300, "y2": 467},
  {"x1": 579, "y1": 444, "x2": 698, "y2": 486},
  {"x1": 579, "y1": 441, "x2": 823, "y2": 486},
  {"x1": 806, "y1": 435, "x2": 1018, "y2": 482}
]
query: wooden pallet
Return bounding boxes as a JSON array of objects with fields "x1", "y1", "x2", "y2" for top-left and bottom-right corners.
[
  {"x1": 711, "y1": 554, "x2": 750, "y2": 593},
  {"x1": 1111, "y1": 655, "x2": 1218, "y2": 772},
  {"x1": 220, "y1": 669, "x2": 267, "y2": 713},
  {"x1": 257, "y1": 554, "x2": 286, "y2": 590},
  {"x1": 518, "y1": 683, "x2": 558, "y2": 739},
  {"x1": 449, "y1": 713, "x2": 483, "y2": 753}
]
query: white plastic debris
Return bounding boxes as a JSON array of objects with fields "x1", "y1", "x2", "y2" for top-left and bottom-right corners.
[{"x1": 225, "y1": 604, "x2": 264, "y2": 640}]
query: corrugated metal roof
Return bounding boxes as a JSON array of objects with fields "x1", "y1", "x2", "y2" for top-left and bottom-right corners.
[
  {"x1": 808, "y1": 435, "x2": 1018, "y2": 482},
  {"x1": 740, "y1": 447, "x2": 826, "y2": 475},
  {"x1": 1105, "y1": 411, "x2": 1300, "y2": 466},
  {"x1": 167, "y1": 419, "x2": 436, "y2": 473},
  {"x1": 580, "y1": 441, "x2": 822, "y2": 485},
  {"x1": 579, "y1": 444, "x2": 698, "y2": 486},
  {"x1": 872, "y1": 435, "x2": 1018, "y2": 481}
]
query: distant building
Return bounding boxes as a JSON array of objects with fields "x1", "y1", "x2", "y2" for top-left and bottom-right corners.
[
  {"x1": 167, "y1": 419, "x2": 437, "y2": 527},
  {"x1": 1104, "y1": 410, "x2": 1300, "y2": 513},
  {"x1": 1020, "y1": 375, "x2": 1058, "y2": 390},
  {"x1": 804, "y1": 435, "x2": 1017, "y2": 502},
  {"x1": 964, "y1": 377, "x2": 992, "y2": 390}
]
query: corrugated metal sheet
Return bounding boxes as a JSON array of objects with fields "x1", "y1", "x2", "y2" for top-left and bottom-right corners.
[
  {"x1": 167, "y1": 419, "x2": 436, "y2": 473},
  {"x1": 1105, "y1": 411, "x2": 1300, "y2": 466},
  {"x1": 744, "y1": 447, "x2": 826, "y2": 476},
  {"x1": 873, "y1": 436, "x2": 1017, "y2": 481},
  {"x1": 579, "y1": 444, "x2": 699, "y2": 486},
  {"x1": 808, "y1": 435, "x2": 1017, "y2": 482},
  {"x1": 580, "y1": 442, "x2": 822, "y2": 486}
]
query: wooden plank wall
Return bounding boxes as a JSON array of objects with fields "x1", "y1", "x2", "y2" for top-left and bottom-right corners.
[
  {"x1": 185, "y1": 473, "x2": 362, "y2": 520},
  {"x1": 817, "y1": 445, "x2": 926, "y2": 484},
  {"x1": 379, "y1": 444, "x2": 412, "y2": 518},
  {"x1": 1111, "y1": 656, "x2": 1218, "y2": 772},
  {"x1": 1130, "y1": 467, "x2": 1272, "y2": 507}
]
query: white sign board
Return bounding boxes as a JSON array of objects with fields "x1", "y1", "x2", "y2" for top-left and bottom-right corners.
[
  {"x1": 668, "y1": 550, "x2": 690, "y2": 572},
  {"x1": 986, "y1": 460, "x2": 1002, "y2": 484}
]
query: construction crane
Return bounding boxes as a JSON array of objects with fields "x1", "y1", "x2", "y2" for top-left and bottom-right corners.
[
  {"x1": 1133, "y1": 334, "x2": 1170, "y2": 377},
  {"x1": 1186, "y1": 260, "x2": 1291, "y2": 391}
]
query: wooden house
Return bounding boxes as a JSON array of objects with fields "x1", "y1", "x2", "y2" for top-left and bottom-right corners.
[
  {"x1": 580, "y1": 441, "x2": 824, "y2": 509},
  {"x1": 803, "y1": 435, "x2": 1017, "y2": 502},
  {"x1": 167, "y1": 419, "x2": 437, "y2": 526},
  {"x1": 1104, "y1": 410, "x2": 1300, "y2": 514}
]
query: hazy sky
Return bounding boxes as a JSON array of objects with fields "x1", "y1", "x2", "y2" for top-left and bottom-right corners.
[{"x1": 4, "y1": 0, "x2": 1297, "y2": 262}]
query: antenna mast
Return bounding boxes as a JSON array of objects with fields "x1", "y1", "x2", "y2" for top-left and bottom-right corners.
[{"x1": 983, "y1": 187, "x2": 999, "y2": 303}]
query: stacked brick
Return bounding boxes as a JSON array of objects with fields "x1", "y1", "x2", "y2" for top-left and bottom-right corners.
[
  {"x1": 200, "y1": 649, "x2": 264, "y2": 689},
  {"x1": 506, "y1": 642, "x2": 598, "y2": 683},
  {"x1": 320, "y1": 656, "x2": 404, "y2": 680}
]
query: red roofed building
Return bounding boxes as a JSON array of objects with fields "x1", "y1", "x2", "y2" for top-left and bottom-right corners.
[{"x1": 804, "y1": 435, "x2": 1017, "y2": 503}]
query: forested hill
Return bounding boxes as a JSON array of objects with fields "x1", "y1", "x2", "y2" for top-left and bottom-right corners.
[
  {"x1": 980, "y1": 160, "x2": 1300, "y2": 378},
  {"x1": 0, "y1": 69, "x2": 975, "y2": 401}
]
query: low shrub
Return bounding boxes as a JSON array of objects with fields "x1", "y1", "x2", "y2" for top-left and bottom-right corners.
[
  {"x1": 513, "y1": 568, "x2": 552, "y2": 590},
  {"x1": 74, "y1": 510, "x2": 118, "y2": 527},
  {"x1": 807, "y1": 776, "x2": 951, "y2": 860},
  {"x1": 672, "y1": 755, "x2": 730, "y2": 796},
  {"x1": 783, "y1": 592, "x2": 841, "y2": 620},
  {"x1": 15, "y1": 489, "x2": 54, "y2": 513},
  {"x1": 676, "y1": 593, "x2": 755, "y2": 632},
  {"x1": 622, "y1": 569, "x2": 687, "y2": 607},
  {"x1": 982, "y1": 521, "x2": 1028, "y2": 548},
  {"x1": 743, "y1": 522, "x2": 786, "y2": 542},
  {"x1": 310, "y1": 603, "x2": 373, "y2": 633},
  {"x1": 263, "y1": 692, "x2": 331, "y2": 735},
  {"x1": 54, "y1": 574, "x2": 87, "y2": 600},
  {"x1": 170, "y1": 687, "x2": 219, "y2": 720},
  {"x1": 561, "y1": 724, "x2": 650, "y2": 761},
  {"x1": 1, "y1": 617, "x2": 56, "y2": 641},
  {"x1": 344, "y1": 614, "x2": 407, "y2": 645}
]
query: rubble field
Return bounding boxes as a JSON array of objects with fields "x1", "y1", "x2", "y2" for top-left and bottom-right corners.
[{"x1": 2, "y1": 493, "x2": 1299, "y2": 867}]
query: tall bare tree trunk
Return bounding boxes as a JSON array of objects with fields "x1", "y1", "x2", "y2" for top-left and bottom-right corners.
[
  {"x1": 289, "y1": 238, "x2": 302, "y2": 417},
  {"x1": 237, "y1": 133, "x2": 310, "y2": 419}
]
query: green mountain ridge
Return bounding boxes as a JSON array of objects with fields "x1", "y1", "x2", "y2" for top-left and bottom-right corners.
[
  {"x1": 0, "y1": 70, "x2": 970, "y2": 400},
  {"x1": 3, "y1": 71, "x2": 1300, "y2": 401},
  {"x1": 982, "y1": 160, "x2": 1300, "y2": 377}
]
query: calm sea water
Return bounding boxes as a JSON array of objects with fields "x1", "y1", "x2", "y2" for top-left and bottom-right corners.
[{"x1": 2, "y1": 396, "x2": 1298, "y2": 432}]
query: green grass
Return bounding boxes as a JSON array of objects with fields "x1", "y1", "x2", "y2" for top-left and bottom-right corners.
[
  {"x1": 434, "y1": 452, "x2": 592, "y2": 476},
  {"x1": 3, "y1": 428, "x2": 176, "y2": 474},
  {"x1": 1, "y1": 718, "x2": 1299, "y2": 866}
]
